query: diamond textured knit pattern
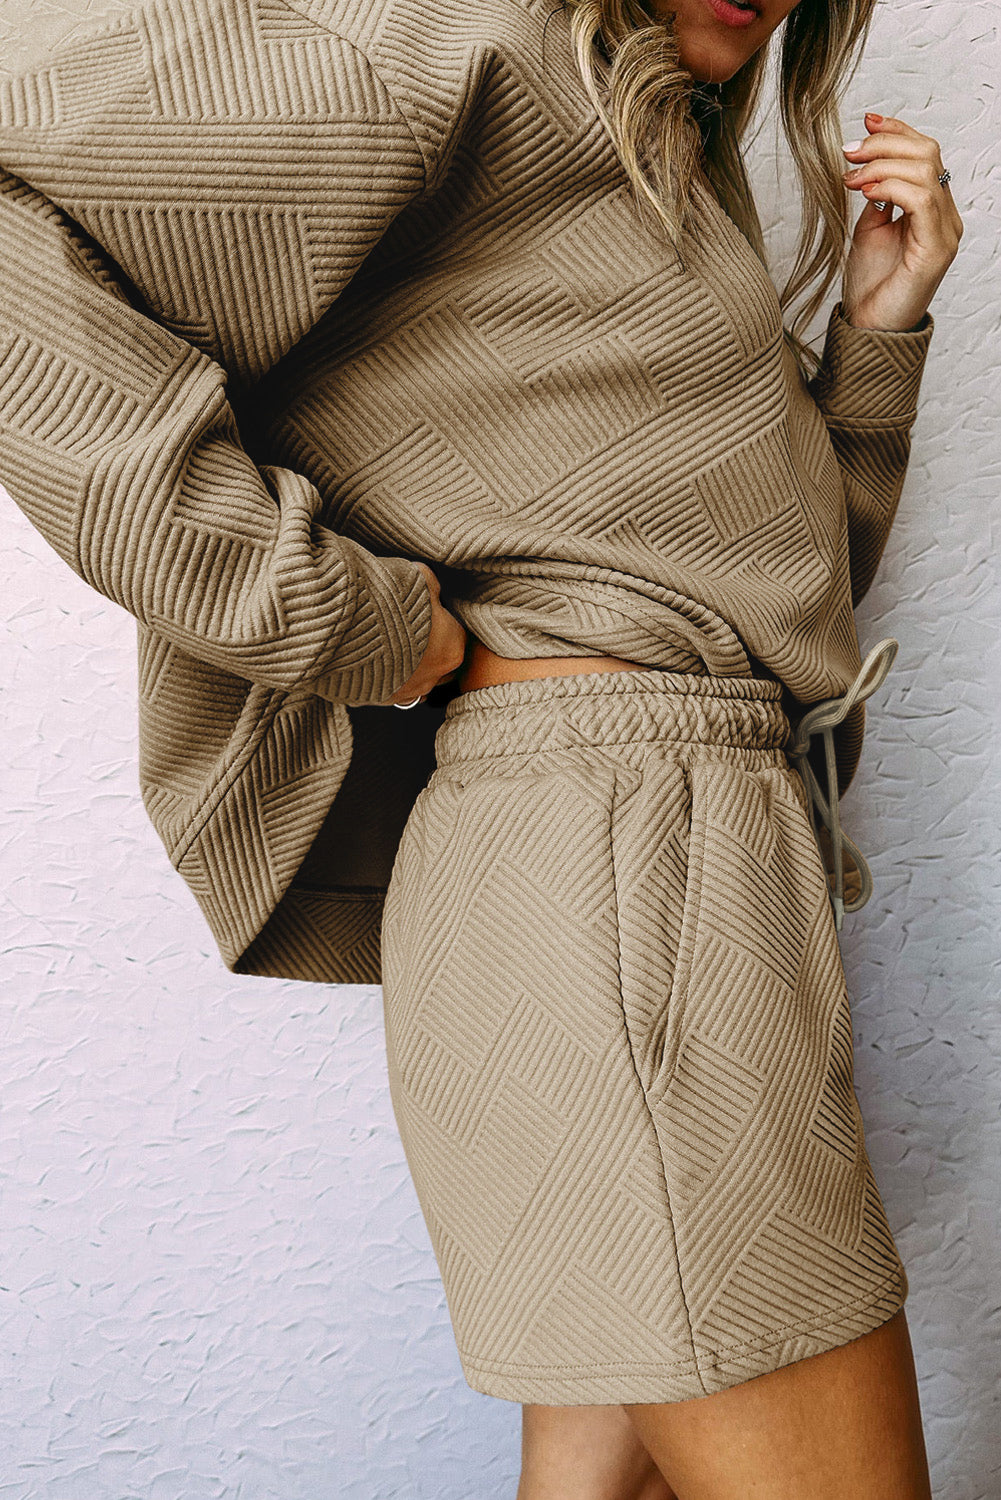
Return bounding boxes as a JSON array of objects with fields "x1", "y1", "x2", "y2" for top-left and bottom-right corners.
[
  {"x1": 0, "y1": 0, "x2": 933, "y2": 983},
  {"x1": 380, "y1": 667, "x2": 909, "y2": 1401}
]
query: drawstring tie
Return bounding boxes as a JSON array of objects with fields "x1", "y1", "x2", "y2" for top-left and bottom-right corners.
[{"x1": 786, "y1": 637, "x2": 899, "y2": 933}]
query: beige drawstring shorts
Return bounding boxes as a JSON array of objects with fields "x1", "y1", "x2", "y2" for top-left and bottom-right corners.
[{"x1": 379, "y1": 666, "x2": 908, "y2": 1405}]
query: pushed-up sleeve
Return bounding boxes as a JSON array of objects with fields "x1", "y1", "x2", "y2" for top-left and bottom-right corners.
[
  {"x1": 0, "y1": 47, "x2": 433, "y2": 706},
  {"x1": 807, "y1": 300, "x2": 934, "y2": 606}
]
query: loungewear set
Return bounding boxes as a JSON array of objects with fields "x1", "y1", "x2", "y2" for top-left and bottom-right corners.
[{"x1": 0, "y1": 0, "x2": 933, "y2": 1404}]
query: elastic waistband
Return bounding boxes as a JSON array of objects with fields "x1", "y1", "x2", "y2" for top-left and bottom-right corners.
[{"x1": 434, "y1": 667, "x2": 790, "y2": 766}]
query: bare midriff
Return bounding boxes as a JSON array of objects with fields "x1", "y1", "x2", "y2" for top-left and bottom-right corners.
[{"x1": 455, "y1": 636, "x2": 648, "y2": 694}]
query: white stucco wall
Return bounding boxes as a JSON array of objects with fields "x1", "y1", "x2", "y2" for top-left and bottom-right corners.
[{"x1": 1, "y1": 2, "x2": 998, "y2": 1496}]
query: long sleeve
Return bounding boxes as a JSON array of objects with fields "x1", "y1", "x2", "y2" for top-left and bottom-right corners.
[
  {"x1": 807, "y1": 299, "x2": 934, "y2": 606},
  {"x1": 0, "y1": 26, "x2": 434, "y2": 707}
]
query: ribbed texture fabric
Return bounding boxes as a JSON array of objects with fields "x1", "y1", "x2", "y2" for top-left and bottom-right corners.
[
  {"x1": 0, "y1": 0, "x2": 933, "y2": 982},
  {"x1": 380, "y1": 667, "x2": 908, "y2": 1402}
]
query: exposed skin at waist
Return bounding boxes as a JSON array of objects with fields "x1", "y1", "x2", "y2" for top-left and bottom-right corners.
[{"x1": 455, "y1": 635, "x2": 648, "y2": 694}]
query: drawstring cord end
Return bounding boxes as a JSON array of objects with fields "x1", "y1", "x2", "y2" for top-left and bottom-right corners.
[{"x1": 786, "y1": 637, "x2": 899, "y2": 930}]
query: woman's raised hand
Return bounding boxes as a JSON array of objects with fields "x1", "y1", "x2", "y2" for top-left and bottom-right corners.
[
  {"x1": 840, "y1": 111, "x2": 963, "y2": 333},
  {"x1": 387, "y1": 562, "x2": 468, "y2": 706}
]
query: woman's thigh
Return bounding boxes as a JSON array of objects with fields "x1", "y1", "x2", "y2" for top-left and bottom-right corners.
[
  {"x1": 622, "y1": 1307, "x2": 932, "y2": 1500},
  {"x1": 518, "y1": 1402, "x2": 678, "y2": 1500}
]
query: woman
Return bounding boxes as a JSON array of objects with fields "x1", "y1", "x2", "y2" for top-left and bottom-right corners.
[
  {"x1": 0, "y1": 0, "x2": 960, "y2": 1492},
  {"x1": 376, "y1": 3, "x2": 960, "y2": 1498}
]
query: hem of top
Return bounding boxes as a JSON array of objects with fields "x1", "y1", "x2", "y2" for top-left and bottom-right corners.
[
  {"x1": 443, "y1": 666, "x2": 785, "y2": 718},
  {"x1": 456, "y1": 1263, "x2": 908, "y2": 1401}
]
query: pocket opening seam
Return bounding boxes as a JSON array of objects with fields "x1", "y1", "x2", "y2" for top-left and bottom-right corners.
[{"x1": 645, "y1": 756, "x2": 712, "y2": 1111}]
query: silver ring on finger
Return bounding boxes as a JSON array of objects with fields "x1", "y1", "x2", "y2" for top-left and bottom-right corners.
[
  {"x1": 937, "y1": 167, "x2": 952, "y2": 188},
  {"x1": 393, "y1": 695, "x2": 423, "y2": 710}
]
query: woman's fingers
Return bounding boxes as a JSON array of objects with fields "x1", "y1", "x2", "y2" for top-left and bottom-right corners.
[
  {"x1": 843, "y1": 115, "x2": 947, "y2": 178},
  {"x1": 861, "y1": 113, "x2": 926, "y2": 139},
  {"x1": 837, "y1": 112, "x2": 962, "y2": 331},
  {"x1": 844, "y1": 155, "x2": 946, "y2": 191},
  {"x1": 387, "y1": 563, "x2": 468, "y2": 705},
  {"x1": 843, "y1": 165, "x2": 962, "y2": 246},
  {"x1": 843, "y1": 133, "x2": 946, "y2": 176},
  {"x1": 844, "y1": 137, "x2": 940, "y2": 167},
  {"x1": 856, "y1": 176, "x2": 951, "y2": 231},
  {"x1": 841, "y1": 117, "x2": 962, "y2": 239}
]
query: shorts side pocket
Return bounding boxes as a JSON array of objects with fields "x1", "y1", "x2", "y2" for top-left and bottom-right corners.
[
  {"x1": 607, "y1": 749, "x2": 707, "y2": 1109},
  {"x1": 641, "y1": 750, "x2": 713, "y2": 1111}
]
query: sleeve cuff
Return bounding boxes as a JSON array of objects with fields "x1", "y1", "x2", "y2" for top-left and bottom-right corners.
[
  {"x1": 309, "y1": 546, "x2": 433, "y2": 706},
  {"x1": 807, "y1": 300, "x2": 934, "y2": 425}
]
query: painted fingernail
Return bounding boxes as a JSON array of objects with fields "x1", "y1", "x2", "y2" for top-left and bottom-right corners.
[
  {"x1": 842, "y1": 140, "x2": 863, "y2": 153},
  {"x1": 865, "y1": 111, "x2": 884, "y2": 122}
]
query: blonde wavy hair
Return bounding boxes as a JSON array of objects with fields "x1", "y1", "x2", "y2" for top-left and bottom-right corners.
[{"x1": 555, "y1": 0, "x2": 879, "y2": 378}]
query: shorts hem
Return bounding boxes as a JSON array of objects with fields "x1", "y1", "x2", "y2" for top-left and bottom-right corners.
[{"x1": 457, "y1": 1264, "x2": 908, "y2": 1405}]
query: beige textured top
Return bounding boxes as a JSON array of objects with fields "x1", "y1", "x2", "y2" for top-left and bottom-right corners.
[{"x1": 0, "y1": 0, "x2": 933, "y2": 983}]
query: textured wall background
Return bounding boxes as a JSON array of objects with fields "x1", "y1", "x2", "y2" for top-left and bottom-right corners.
[{"x1": 1, "y1": 1, "x2": 998, "y2": 1496}]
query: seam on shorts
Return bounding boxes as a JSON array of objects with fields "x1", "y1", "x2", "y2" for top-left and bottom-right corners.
[
  {"x1": 605, "y1": 766, "x2": 710, "y2": 1397},
  {"x1": 644, "y1": 753, "x2": 710, "y2": 1113},
  {"x1": 456, "y1": 1262, "x2": 907, "y2": 1378}
]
